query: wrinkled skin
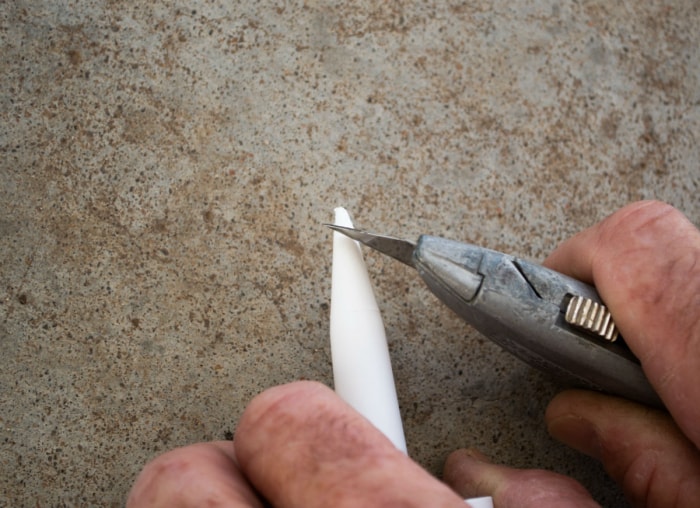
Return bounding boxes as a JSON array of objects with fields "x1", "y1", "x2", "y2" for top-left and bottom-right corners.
[{"x1": 127, "y1": 201, "x2": 700, "y2": 508}]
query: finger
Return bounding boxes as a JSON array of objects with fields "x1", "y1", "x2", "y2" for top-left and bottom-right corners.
[
  {"x1": 547, "y1": 389, "x2": 700, "y2": 508},
  {"x1": 443, "y1": 448, "x2": 599, "y2": 508},
  {"x1": 234, "y1": 380, "x2": 465, "y2": 508},
  {"x1": 126, "y1": 441, "x2": 264, "y2": 508},
  {"x1": 543, "y1": 200, "x2": 700, "y2": 446}
]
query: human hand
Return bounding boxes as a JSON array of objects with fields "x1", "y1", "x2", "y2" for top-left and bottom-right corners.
[
  {"x1": 128, "y1": 200, "x2": 700, "y2": 508},
  {"x1": 127, "y1": 380, "x2": 473, "y2": 507},
  {"x1": 444, "y1": 200, "x2": 700, "y2": 507}
]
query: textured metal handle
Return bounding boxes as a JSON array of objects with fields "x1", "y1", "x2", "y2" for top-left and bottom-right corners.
[{"x1": 565, "y1": 295, "x2": 619, "y2": 342}]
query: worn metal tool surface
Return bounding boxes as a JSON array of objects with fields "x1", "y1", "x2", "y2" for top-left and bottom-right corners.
[{"x1": 327, "y1": 224, "x2": 663, "y2": 409}]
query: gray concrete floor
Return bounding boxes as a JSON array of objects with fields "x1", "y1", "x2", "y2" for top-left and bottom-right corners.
[{"x1": 1, "y1": 1, "x2": 699, "y2": 506}]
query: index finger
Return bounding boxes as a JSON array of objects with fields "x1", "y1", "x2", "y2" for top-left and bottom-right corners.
[
  {"x1": 543, "y1": 200, "x2": 700, "y2": 448},
  {"x1": 234, "y1": 381, "x2": 466, "y2": 508}
]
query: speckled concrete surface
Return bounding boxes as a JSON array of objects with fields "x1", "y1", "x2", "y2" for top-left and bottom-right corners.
[{"x1": 1, "y1": 1, "x2": 698, "y2": 506}]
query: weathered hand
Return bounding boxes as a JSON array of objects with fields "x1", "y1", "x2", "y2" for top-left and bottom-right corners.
[
  {"x1": 127, "y1": 381, "x2": 469, "y2": 507},
  {"x1": 444, "y1": 200, "x2": 700, "y2": 507},
  {"x1": 128, "y1": 201, "x2": 700, "y2": 508}
]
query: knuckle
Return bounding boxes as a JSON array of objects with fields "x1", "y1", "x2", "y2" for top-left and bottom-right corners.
[
  {"x1": 619, "y1": 449, "x2": 700, "y2": 508},
  {"x1": 597, "y1": 200, "x2": 678, "y2": 248},
  {"x1": 596, "y1": 200, "x2": 700, "y2": 335},
  {"x1": 620, "y1": 449, "x2": 657, "y2": 504}
]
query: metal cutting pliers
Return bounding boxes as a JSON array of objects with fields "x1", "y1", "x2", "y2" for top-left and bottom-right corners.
[{"x1": 328, "y1": 225, "x2": 663, "y2": 409}]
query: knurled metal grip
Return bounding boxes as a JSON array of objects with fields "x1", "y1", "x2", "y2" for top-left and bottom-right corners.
[{"x1": 565, "y1": 295, "x2": 619, "y2": 342}]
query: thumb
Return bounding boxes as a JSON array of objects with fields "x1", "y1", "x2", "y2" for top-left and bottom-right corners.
[
  {"x1": 547, "y1": 390, "x2": 700, "y2": 508},
  {"x1": 443, "y1": 448, "x2": 599, "y2": 507}
]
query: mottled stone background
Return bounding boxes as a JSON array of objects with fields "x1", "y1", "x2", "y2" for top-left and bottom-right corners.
[{"x1": 1, "y1": 1, "x2": 698, "y2": 506}]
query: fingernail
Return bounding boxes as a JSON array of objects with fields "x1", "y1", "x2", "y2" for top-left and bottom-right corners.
[
  {"x1": 461, "y1": 448, "x2": 492, "y2": 463},
  {"x1": 547, "y1": 415, "x2": 602, "y2": 459}
]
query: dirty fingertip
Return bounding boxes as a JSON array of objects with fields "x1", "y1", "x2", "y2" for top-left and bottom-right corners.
[{"x1": 443, "y1": 448, "x2": 498, "y2": 498}]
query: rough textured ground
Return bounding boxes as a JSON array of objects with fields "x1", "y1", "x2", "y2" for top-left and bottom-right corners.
[{"x1": 1, "y1": 1, "x2": 698, "y2": 506}]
